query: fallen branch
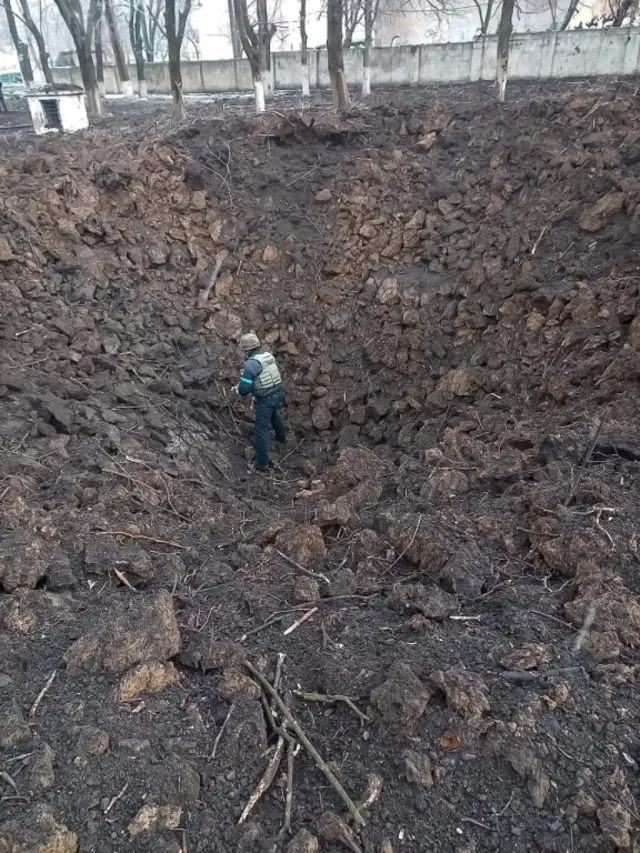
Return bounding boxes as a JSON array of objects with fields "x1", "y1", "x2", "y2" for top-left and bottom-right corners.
[
  {"x1": 239, "y1": 607, "x2": 309, "y2": 643},
  {"x1": 573, "y1": 605, "x2": 596, "y2": 652},
  {"x1": 281, "y1": 740, "x2": 296, "y2": 836},
  {"x1": 113, "y1": 568, "x2": 137, "y2": 591},
  {"x1": 0, "y1": 772, "x2": 20, "y2": 796},
  {"x1": 274, "y1": 549, "x2": 330, "y2": 585},
  {"x1": 283, "y1": 607, "x2": 318, "y2": 635},
  {"x1": 293, "y1": 690, "x2": 369, "y2": 727},
  {"x1": 564, "y1": 410, "x2": 607, "y2": 507},
  {"x1": 502, "y1": 665, "x2": 583, "y2": 682},
  {"x1": 103, "y1": 782, "x2": 129, "y2": 815},
  {"x1": 238, "y1": 737, "x2": 287, "y2": 824},
  {"x1": 531, "y1": 224, "x2": 548, "y2": 256},
  {"x1": 29, "y1": 670, "x2": 57, "y2": 719},
  {"x1": 95, "y1": 530, "x2": 188, "y2": 549},
  {"x1": 239, "y1": 654, "x2": 288, "y2": 825},
  {"x1": 245, "y1": 660, "x2": 365, "y2": 826},
  {"x1": 210, "y1": 703, "x2": 235, "y2": 761}
]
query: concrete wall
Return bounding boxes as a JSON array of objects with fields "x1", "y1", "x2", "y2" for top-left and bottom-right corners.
[{"x1": 52, "y1": 27, "x2": 640, "y2": 95}]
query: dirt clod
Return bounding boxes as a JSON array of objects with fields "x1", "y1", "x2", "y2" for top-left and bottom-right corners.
[
  {"x1": 127, "y1": 805, "x2": 182, "y2": 837},
  {"x1": 371, "y1": 662, "x2": 432, "y2": 728},
  {"x1": 0, "y1": 811, "x2": 78, "y2": 853},
  {"x1": 286, "y1": 829, "x2": 319, "y2": 853},
  {"x1": 64, "y1": 590, "x2": 180, "y2": 673}
]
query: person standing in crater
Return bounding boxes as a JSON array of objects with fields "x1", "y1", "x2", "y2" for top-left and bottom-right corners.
[{"x1": 234, "y1": 333, "x2": 286, "y2": 472}]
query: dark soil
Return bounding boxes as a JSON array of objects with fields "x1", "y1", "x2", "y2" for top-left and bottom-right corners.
[{"x1": 1, "y1": 80, "x2": 640, "y2": 853}]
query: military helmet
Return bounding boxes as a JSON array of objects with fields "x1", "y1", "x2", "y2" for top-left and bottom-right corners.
[{"x1": 240, "y1": 332, "x2": 260, "y2": 353}]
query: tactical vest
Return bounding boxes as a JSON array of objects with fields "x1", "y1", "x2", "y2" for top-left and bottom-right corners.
[{"x1": 252, "y1": 352, "x2": 282, "y2": 393}]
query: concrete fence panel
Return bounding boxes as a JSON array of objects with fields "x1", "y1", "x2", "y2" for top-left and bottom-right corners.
[{"x1": 51, "y1": 27, "x2": 640, "y2": 96}]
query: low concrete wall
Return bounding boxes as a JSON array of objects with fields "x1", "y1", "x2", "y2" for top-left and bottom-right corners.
[{"x1": 52, "y1": 27, "x2": 640, "y2": 95}]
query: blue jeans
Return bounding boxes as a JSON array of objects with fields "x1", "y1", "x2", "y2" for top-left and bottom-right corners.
[{"x1": 254, "y1": 388, "x2": 286, "y2": 469}]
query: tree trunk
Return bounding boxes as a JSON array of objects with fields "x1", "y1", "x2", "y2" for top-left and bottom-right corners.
[
  {"x1": 165, "y1": 0, "x2": 191, "y2": 120},
  {"x1": 129, "y1": 0, "x2": 148, "y2": 96},
  {"x1": 105, "y1": 0, "x2": 133, "y2": 96},
  {"x1": 53, "y1": 0, "x2": 103, "y2": 116},
  {"x1": 233, "y1": 0, "x2": 268, "y2": 113},
  {"x1": 95, "y1": 11, "x2": 105, "y2": 94},
  {"x1": 227, "y1": 0, "x2": 242, "y2": 59},
  {"x1": 17, "y1": 0, "x2": 53, "y2": 84},
  {"x1": 482, "y1": 0, "x2": 494, "y2": 32},
  {"x1": 612, "y1": 0, "x2": 634, "y2": 25},
  {"x1": 362, "y1": 0, "x2": 372, "y2": 96},
  {"x1": 300, "y1": 0, "x2": 309, "y2": 95},
  {"x1": 496, "y1": 0, "x2": 514, "y2": 103},
  {"x1": 559, "y1": 0, "x2": 579, "y2": 28},
  {"x1": 327, "y1": 0, "x2": 350, "y2": 110},
  {"x1": 78, "y1": 38, "x2": 102, "y2": 114},
  {"x1": 3, "y1": 0, "x2": 34, "y2": 88},
  {"x1": 256, "y1": 0, "x2": 273, "y2": 99}
]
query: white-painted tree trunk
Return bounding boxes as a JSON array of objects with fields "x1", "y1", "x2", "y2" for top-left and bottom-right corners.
[
  {"x1": 301, "y1": 62, "x2": 310, "y2": 96},
  {"x1": 260, "y1": 68, "x2": 272, "y2": 99},
  {"x1": 98, "y1": 81, "x2": 106, "y2": 97},
  {"x1": 138, "y1": 80, "x2": 148, "y2": 99},
  {"x1": 362, "y1": 65, "x2": 371, "y2": 97},
  {"x1": 497, "y1": 64, "x2": 507, "y2": 103},
  {"x1": 121, "y1": 79, "x2": 134, "y2": 98},
  {"x1": 254, "y1": 78, "x2": 265, "y2": 113}
]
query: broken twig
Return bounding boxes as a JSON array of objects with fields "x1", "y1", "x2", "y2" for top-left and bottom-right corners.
[
  {"x1": 238, "y1": 738, "x2": 287, "y2": 824},
  {"x1": 274, "y1": 549, "x2": 330, "y2": 585},
  {"x1": 0, "y1": 772, "x2": 20, "y2": 796},
  {"x1": 95, "y1": 530, "x2": 187, "y2": 549},
  {"x1": 283, "y1": 607, "x2": 318, "y2": 635},
  {"x1": 244, "y1": 660, "x2": 365, "y2": 826},
  {"x1": 113, "y1": 568, "x2": 137, "y2": 591},
  {"x1": 381, "y1": 514, "x2": 422, "y2": 576},
  {"x1": 239, "y1": 654, "x2": 288, "y2": 824},
  {"x1": 210, "y1": 703, "x2": 235, "y2": 761},
  {"x1": 293, "y1": 690, "x2": 369, "y2": 727},
  {"x1": 103, "y1": 782, "x2": 129, "y2": 815},
  {"x1": 29, "y1": 670, "x2": 57, "y2": 719},
  {"x1": 573, "y1": 605, "x2": 596, "y2": 652},
  {"x1": 564, "y1": 410, "x2": 607, "y2": 507}
]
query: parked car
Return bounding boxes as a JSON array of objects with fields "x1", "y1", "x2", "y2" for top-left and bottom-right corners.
[{"x1": 0, "y1": 71, "x2": 23, "y2": 85}]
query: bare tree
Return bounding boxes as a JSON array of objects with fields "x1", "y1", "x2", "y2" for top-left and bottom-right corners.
[
  {"x1": 327, "y1": 0, "x2": 350, "y2": 109},
  {"x1": 608, "y1": 0, "x2": 638, "y2": 24},
  {"x1": 15, "y1": 0, "x2": 53, "y2": 83},
  {"x1": 362, "y1": 0, "x2": 381, "y2": 96},
  {"x1": 53, "y1": 0, "x2": 102, "y2": 115},
  {"x1": 140, "y1": 0, "x2": 163, "y2": 59},
  {"x1": 164, "y1": 0, "x2": 191, "y2": 119},
  {"x1": 559, "y1": 0, "x2": 579, "y2": 28},
  {"x1": 300, "y1": 0, "x2": 309, "y2": 95},
  {"x1": 2, "y1": 0, "x2": 34, "y2": 87},
  {"x1": 227, "y1": 0, "x2": 242, "y2": 58},
  {"x1": 129, "y1": 0, "x2": 147, "y2": 95},
  {"x1": 496, "y1": 0, "x2": 514, "y2": 102},
  {"x1": 233, "y1": 0, "x2": 275, "y2": 113},
  {"x1": 104, "y1": 0, "x2": 133, "y2": 95},
  {"x1": 95, "y1": 0, "x2": 105, "y2": 94},
  {"x1": 342, "y1": 0, "x2": 364, "y2": 45},
  {"x1": 471, "y1": 0, "x2": 496, "y2": 34}
]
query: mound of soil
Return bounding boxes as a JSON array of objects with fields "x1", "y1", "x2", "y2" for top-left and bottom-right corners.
[{"x1": 1, "y1": 81, "x2": 639, "y2": 853}]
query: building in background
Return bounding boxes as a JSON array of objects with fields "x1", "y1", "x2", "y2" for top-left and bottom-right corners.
[
  {"x1": 191, "y1": 0, "x2": 327, "y2": 59},
  {"x1": 375, "y1": 0, "x2": 602, "y2": 45}
]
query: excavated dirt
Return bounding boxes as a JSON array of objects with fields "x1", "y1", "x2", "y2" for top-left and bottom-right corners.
[{"x1": 1, "y1": 80, "x2": 640, "y2": 853}]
